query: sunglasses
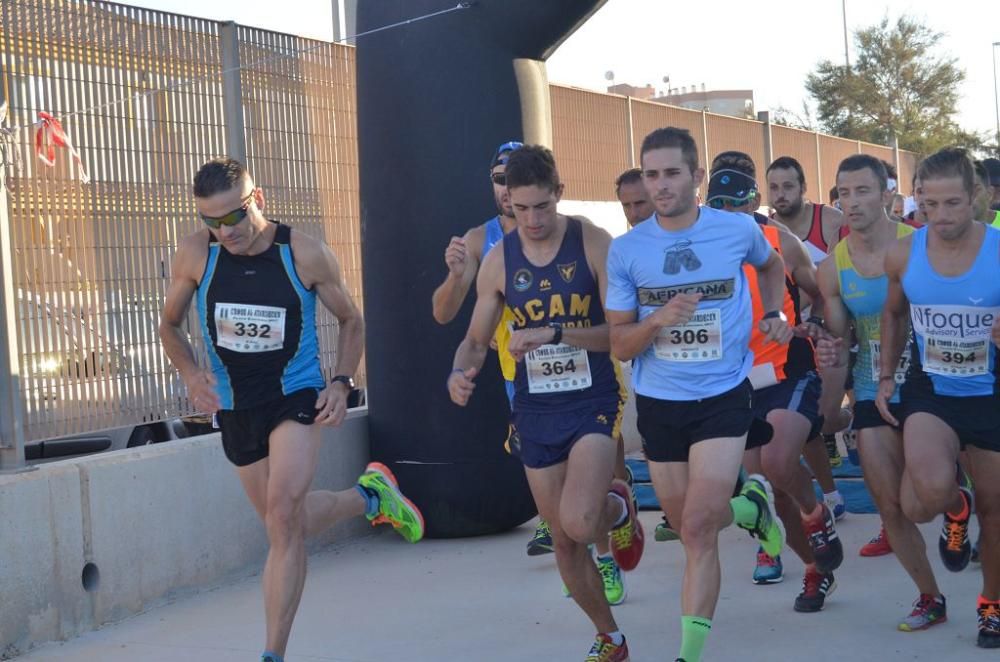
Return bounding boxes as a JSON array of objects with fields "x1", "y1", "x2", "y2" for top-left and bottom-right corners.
[
  {"x1": 491, "y1": 172, "x2": 507, "y2": 186},
  {"x1": 199, "y1": 191, "x2": 255, "y2": 229},
  {"x1": 707, "y1": 195, "x2": 754, "y2": 210}
]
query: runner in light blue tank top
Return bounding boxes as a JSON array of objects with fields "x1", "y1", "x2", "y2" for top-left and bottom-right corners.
[
  {"x1": 902, "y1": 225, "x2": 1000, "y2": 397},
  {"x1": 835, "y1": 223, "x2": 915, "y2": 402},
  {"x1": 877, "y1": 149, "x2": 1000, "y2": 649},
  {"x1": 606, "y1": 206, "x2": 773, "y2": 401}
]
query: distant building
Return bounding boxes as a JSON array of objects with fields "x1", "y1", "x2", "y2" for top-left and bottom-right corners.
[
  {"x1": 606, "y1": 83, "x2": 656, "y2": 100},
  {"x1": 607, "y1": 82, "x2": 755, "y2": 119}
]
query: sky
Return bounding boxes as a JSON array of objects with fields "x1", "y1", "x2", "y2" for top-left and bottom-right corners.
[{"x1": 124, "y1": 0, "x2": 1000, "y2": 138}]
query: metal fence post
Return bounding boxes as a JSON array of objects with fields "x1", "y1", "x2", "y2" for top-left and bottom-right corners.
[
  {"x1": 0, "y1": 145, "x2": 28, "y2": 472},
  {"x1": 758, "y1": 110, "x2": 773, "y2": 168},
  {"x1": 701, "y1": 109, "x2": 710, "y2": 170},
  {"x1": 220, "y1": 21, "x2": 247, "y2": 165},
  {"x1": 815, "y1": 130, "x2": 823, "y2": 200},
  {"x1": 625, "y1": 96, "x2": 635, "y2": 169}
]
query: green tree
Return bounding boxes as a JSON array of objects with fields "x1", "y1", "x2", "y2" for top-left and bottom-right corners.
[{"x1": 805, "y1": 16, "x2": 986, "y2": 154}]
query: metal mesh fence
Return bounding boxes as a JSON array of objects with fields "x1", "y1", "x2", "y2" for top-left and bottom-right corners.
[
  {"x1": 0, "y1": 0, "x2": 362, "y2": 441},
  {"x1": 0, "y1": 3, "x2": 920, "y2": 442}
]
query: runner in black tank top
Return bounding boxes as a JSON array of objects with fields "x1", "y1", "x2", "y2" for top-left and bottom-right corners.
[
  {"x1": 159, "y1": 158, "x2": 422, "y2": 662},
  {"x1": 199, "y1": 222, "x2": 322, "y2": 410}
]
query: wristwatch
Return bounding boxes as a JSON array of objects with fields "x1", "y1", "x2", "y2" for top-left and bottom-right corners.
[
  {"x1": 762, "y1": 310, "x2": 787, "y2": 322},
  {"x1": 331, "y1": 375, "x2": 355, "y2": 390},
  {"x1": 548, "y1": 322, "x2": 563, "y2": 345}
]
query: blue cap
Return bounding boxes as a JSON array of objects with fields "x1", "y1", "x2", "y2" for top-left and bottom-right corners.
[{"x1": 490, "y1": 141, "x2": 523, "y2": 170}]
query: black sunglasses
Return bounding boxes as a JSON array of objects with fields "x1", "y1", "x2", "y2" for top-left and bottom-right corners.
[
  {"x1": 491, "y1": 172, "x2": 507, "y2": 187},
  {"x1": 199, "y1": 191, "x2": 255, "y2": 229}
]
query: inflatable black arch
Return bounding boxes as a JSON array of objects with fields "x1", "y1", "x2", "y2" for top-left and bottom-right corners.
[{"x1": 357, "y1": 0, "x2": 606, "y2": 538}]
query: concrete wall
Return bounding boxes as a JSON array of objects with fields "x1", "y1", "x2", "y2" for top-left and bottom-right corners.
[{"x1": 0, "y1": 411, "x2": 370, "y2": 659}]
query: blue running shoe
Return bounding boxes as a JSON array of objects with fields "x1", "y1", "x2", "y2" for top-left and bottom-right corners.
[{"x1": 753, "y1": 546, "x2": 784, "y2": 584}]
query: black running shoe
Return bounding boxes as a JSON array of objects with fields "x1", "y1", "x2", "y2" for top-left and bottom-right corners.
[
  {"x1": 938, "y1": 487, "x2": 973, "y2": 572},
  {"x1": 978, "y1": 600, "x2": 1000, "y2": 649},
  {"x1": 803, "y1": 504, "x2": 843, "y2": 573},
  {"x1": 526, "y1": 519, "x2": 554, "y2": 556},
  {"x1": 794, "y1": 568, "x2": 836, "y2": 613}
]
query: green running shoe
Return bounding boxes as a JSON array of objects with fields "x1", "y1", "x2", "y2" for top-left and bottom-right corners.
[
  {"x1": 527, "y1": 519, "x2": 554, "y2": 556},
  {"x1": 357, "y1": 462, "x2": 425, "y2": 543},
  {"x1": 654, "y1": 515, "x2": 680, "y2": 542},
  {"x1": 597, "y1": 555, "x2": 627, "y2": 605},
  {"x1": 737, "y1": 473, "x2": 785, "y2": 559}
]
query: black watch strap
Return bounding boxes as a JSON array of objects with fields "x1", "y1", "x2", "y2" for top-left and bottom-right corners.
[
  {"x1": 549, "y1": 322, "x2": 563, "y2": 345},
  {"x1": 331, "y1": 375, "x2": 355, "y2": 389},
  {"x1": 762, "y1": 310, "x2": 781, "y2": 320}
]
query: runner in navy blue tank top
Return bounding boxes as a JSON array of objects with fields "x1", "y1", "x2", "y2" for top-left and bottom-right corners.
[
  {"x1": 160, "y1": 158, "x2": 423, "y2": 662},
  {"x1": 446, "y1": 145, "x2": 640, "y2": 661},
  {"x1": 878, "y1": 148, "x2": 1000, "y2": 649},
  {"x1": 430, "y1": 142, "x2": 563, "y2": 558}
]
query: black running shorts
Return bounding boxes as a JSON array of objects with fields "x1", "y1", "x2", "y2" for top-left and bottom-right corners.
[
  {"x1": 637, "y1": 380, "x2": 759, "y2": 462},
  {"x1": 216, "y1": 388, "x2": 320, "y2": 466}
]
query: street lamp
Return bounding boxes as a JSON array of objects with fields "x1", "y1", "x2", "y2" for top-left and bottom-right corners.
[{"x1": 993, "y1": 42, "x2": 999, "y2": 156}]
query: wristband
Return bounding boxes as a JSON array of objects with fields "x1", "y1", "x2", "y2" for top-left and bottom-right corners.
[{"x1": 806, "y1": 315, "x2": 824, "y2": 327}]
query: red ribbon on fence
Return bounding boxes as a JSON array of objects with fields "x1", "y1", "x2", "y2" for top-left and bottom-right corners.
[{"x1": 35, "y1": 111, "x2": 90, "y2": 183}]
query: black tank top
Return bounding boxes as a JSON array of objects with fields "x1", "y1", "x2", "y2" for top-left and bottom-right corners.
[
  {"x1": 503, "y1": 217, "x2": 621, "y2": 412},
  {"x1": 196, "y1": 223, "x2": 324, "y2": 410}
]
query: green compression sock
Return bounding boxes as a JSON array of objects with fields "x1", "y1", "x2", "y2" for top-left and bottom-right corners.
[{"x1": 679, "y1": 615, "x2": 712, "y2": 662}]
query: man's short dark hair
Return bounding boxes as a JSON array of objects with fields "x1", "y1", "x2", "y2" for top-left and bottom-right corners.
[
  {"x1": 880, "y1": 160, "x2": 898, "y2": 180},
  {"x1": 615, "y1": 168, "x2": 643, "y2": 195},
  {"x1": 193, "y1": 158, "x2": 250, "y2": 198},
  {"x1": 838, "y1": 154, "x2": 889, "y2": 191},
  {"x1": 711, "y1": 150, "x2": 756, "y2": 178},
  {"x1": 917, "y1": 147, "x2": 976, "y2": 198},
  {"x1": 639, "y1": 127, "x2": 699, "y2": 174},
  {"x1": 766, "y1": 156, "x2": 806, "y2": 187},
  {"x1": 505, "y1": 145, "x2": 560, "y2": 192}
]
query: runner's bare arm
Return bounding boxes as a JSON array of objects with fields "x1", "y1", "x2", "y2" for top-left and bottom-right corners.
[
  {"x1": 432, "y1": 226, "x2": 485, "y2": 324},
  {"x1": 754, "y1": 249, "x2": 794, "y2": 344},
  {"x1": 778, "y1": 224, "x2": 823, "y2": 315},
  {"x1": 878, "y1": 237, "x2": 912, "y2": 381},
  {"x1": 159, "y1": 232, "x2": 208, "y2": 379},
  {"x1": 293, "y1": 234, "x2": 365, "y2": 380},
  {"x1": 875, "y1": 236, "x2": 912, "y2": 424},
  {"x1": 753, "y1": 249, "x2": 787, "y2": 316},
  {"x1": 158, "y1": 231, "x2": 221, "y2": 412},
  {"x1": 453, "y1": 246, "x2": 505, "y2": 373},
  {"x1": 821, "y1": 204, "x2": 846, "y2": 252},
  {"x1": 607, "y1": 294, "x2": 702, "y2": 362},
  {"x1": 448, "y1": 247, "x2": 505, "y2": 406},
  {"x1": 814, "y1": 256, "x2": 850, "y2": 423}
]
